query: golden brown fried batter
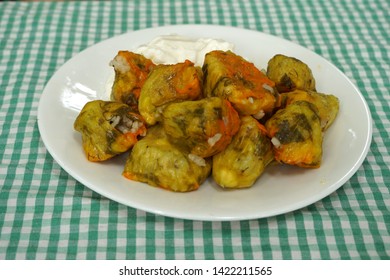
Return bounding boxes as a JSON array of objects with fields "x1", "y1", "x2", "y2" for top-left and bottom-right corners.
[
  {"x1": 123, "y1": 126, "x2": 211, "y2": 192},
  {"x1": 265, "y1": 101, "x2": 323, "y2": 168},
  {"x1": 281, "y1": 89, "x2": 339, "y2": 131},
  {"x1": 203, "y1": 50, "x2": 279, "y2": 118},
  {"x1": 74, "y1": 100, "x2": 146, "y2": 162},
  {"x1": 267, "y1": 54, "x2": 316, "y2": 93},
  {"x1": 138, "y1": 60, "x2": 203, "y2": 125},
  {"x1": 162, "y1": 97, "x2": 240, "y2": 158},
  {"x1": 110, "y1": 51, "x2": 155, "y2": 110},
  {"x1": 213, "y1": 116, "x2": 274, "y2": 188}
]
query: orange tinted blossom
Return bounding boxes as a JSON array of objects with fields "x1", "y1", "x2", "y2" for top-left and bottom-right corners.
[
  {"x1": 138, "y1": 60, "x2": 203, "y2": 125},
  {"x1": 223, "y1": 99, "x2": 240, "y2": 136},
  {"x1": 200, "y1": 99, "x2": 240, "y2": 157},
  {"x1": 122, "y1": 125, "x2": 211, "y2": 192},
  {"x1": 209, "y1": 50, "x2": 275, "y2": 91},
  {"x1": 203, "y1": 51, "x2": 278, "y2": 116},
  {"x1": 118, "y1": 51, "x2": 155, "y2": 75},
  {"x1": 265, "y1": 101, "x2": 323, "y2": 168},
  {"x1": 273, "y1": 143, "x2": 320, "y2": 168},
  {"x1": 172, "y1": 60, "x2": 202, "y2": 97},
  {"x1": 256, "y1": 121, "x2": 268, "y2": 135},
  {"x1": 122, "y1": 171, "x2": 136, "y2": 181},
  {"x1": 74, "y1": 100, "x2": 147, "y2": 162},
  {"x1": 162, "y1": 97, "x2": 240, "y2": 158},
  {"x1": 111, "y1": 51, "x2": 155, "y2": 102}
]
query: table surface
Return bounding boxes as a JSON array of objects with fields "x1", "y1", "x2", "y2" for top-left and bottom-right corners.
[{"x1": 0, "y1": 0, "x2": 389, "y2": 260}]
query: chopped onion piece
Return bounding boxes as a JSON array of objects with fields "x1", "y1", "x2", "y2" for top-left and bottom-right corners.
[
  {"x1": 262, "y1": 83, "x2": 274, "y2": 93},
  {"x1": 109, "y1": 115, "x2": 121, "y2": 128},
  {"x1": 208, "y1": 133, "x2": 222, "y2": 147},
  {"x1": 130, "y1": 121, "x2": 141, "y2": 133},
  {"x1": 188, "y1": 154, "x2": 206, "y2": 167},
  {"x1": 253, "y1": 110, "x2": 265, "y2": 120},
  {"x1": 109, "y1": 55, "x2": 130, "y2": 73},
  {"x1": 271, "y1": 137, "x2": 281, "y2": 148}
]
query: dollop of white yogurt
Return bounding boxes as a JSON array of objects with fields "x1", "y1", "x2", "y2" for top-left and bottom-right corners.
[{"x1": 134, "y1": 34, "x2": 234, "y2": 66}]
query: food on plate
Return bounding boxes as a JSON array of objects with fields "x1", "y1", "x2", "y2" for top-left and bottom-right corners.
[
  {"x1": 281, "y1": 89, "x2": 339, "y2": 131},
  {"x1": 162, "y1": 97, "x2": 240, "y2": 158},
  {"x1": 203, "y1": 50, "x2": 279, "y2": 118},
  {"x1": 265, "y1": 101, "x2": 323, "y2": 168},
  {"x1": 267, "y1": 54, "x2": 316, "y2": 93},
  {"x1": 123, "y1": 125, "x2": 211, "y2": 192},
  {"x1": 110, "y1": 51, "x2": 155, "y2": 110},
  {"x1": 212, "y1": 116, "x2": 274, "y2": 188},
  {"x1": 74, "y1": 35, "x2": 340, "y2": 192},
  {"x1": 74, "y1": 100, "x2": 146, "y2": 161},
  {"x1": 138, "y1": 60, "x2": 203, "y2": 125}
]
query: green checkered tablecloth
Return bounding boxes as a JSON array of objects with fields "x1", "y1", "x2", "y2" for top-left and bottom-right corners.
[{"x1": 0, "y1": 0, "x2": 389, "y2": 260}]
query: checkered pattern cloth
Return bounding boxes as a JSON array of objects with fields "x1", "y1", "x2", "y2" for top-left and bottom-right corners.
[{"x1": 0, "y1": 0, "x2": 389, "y2": 259}]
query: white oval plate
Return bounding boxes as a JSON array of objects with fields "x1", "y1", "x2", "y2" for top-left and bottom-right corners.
[{"x1": 38, "y1": 25, "x2": 372, "y2": 221}]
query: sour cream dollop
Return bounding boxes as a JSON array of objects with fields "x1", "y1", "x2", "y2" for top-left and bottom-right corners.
[{"x1": 134, "y1": 35, "x2": 235, "y2": 66}]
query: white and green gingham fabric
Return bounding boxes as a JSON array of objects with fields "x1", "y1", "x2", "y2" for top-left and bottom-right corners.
[{"x1": 0, "y1": 0, "x2": 389, "y2": 259}]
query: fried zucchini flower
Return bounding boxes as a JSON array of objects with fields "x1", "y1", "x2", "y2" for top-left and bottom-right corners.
[
  {"x1": 203, "y1": 50, "x2": 279, "y2": 118},
  {"x1": 138, "y1": 60, "x2": 203, "y2": 125},
  {"x1": 123, "y1": 126, "x2": 211, "y2": 192},
  {"x1": 281, "y1": 89, "x2": 339, "y2": 131},
  {"x1": 265, "y1": 101, "x2": 323, "y2": 168},
  {"x1": 267, "y1": 54, "x2": 316, "y2": 93},
  {"x1": 74, "y1": 100, "x2": 146, "y2": 162},
  {"x1": 110, "y1": 51, "x2": 155, "y2": 110},
  {"x1": 162, "y1": 97, "x2": 240, "y2": 158},
  {"x1": 213, "y1": 116, "x2": 274, "y2": 188}
]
